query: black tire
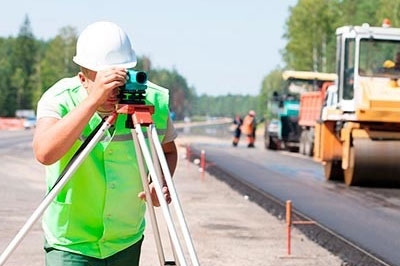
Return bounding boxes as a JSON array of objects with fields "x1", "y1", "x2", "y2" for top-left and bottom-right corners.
[
  {"x1": 324, "y1": 160, "x2": 344, "y2": 181},
  {"x1": 269, "y1": 136, "x2": 278, "y2": 150},
  {"x1": 265, "y1": 135, "x2": 278, "y2": 150},
  {"x1": 299, "y1": 131, "x2": 306, "y2": 155},
  {"x1": 304, "y1": 130, "x2": 314, "y2": 157}
]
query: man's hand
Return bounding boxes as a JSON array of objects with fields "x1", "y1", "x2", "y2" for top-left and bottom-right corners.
[
  {"x1": 83, "y1": 68, "x2": 127, "y2": 113},
  {"x1": 138, "y1": 183, "x2": 172, "y2": 207}
]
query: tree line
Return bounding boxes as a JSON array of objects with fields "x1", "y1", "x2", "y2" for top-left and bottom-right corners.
[
  {"x1": 0, "y1": 16, "x2": 262, "y2": 121},
  {"x1": 2, "y1": 1, "x2": 400, "y2": 121},
  {"x1": 0, "y1": 16, "x2": 196, "y2": 120}
]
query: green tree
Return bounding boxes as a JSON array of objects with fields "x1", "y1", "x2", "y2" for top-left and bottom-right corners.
[
  {"x1": 136, "y1": 55, "x2": 152, "y2": 72},
  {"x1": 0, "y1": 37, "x2": 13, "y2": 116},
  {"x1": 10, "y1": 14, "x2": 39, "y2": 113},
  {"x1": 259, "y1": 68, "x2": 284, "y2": 119},
  {"x1": 338, "y1": 0, "x2": 380, "y2": 26},
  {"x1": 149, "y1": 68, "x2": 194, "y2": 120},
  {"x1": 376, "y1": 0, "x2": 400, "y2": 27},
  {"x1": 283, "y1": 0, "x2": 340, "y2": 73},
  {"x1": 135, "y1": 56, "x2": 195, "y2": 120},
  {"x1": 40, "y1": 26, "x2": 79, "y2": 96},
  {"x1": 191, "y1": 94, "x2": 260, "y2": 118}
]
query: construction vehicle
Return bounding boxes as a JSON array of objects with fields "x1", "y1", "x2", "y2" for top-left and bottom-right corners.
[
  {"x1": 297, "y1": 72, "x2": 337, "y2": 156},
  {"x1": 314, "y1": 20, "x2": 400, "y2": 186},
  {"x1": 264, "y1": 70, "x2": 336, "y2": 151}
]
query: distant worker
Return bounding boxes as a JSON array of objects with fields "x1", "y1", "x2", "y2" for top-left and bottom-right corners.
[
  {"x1": 383, "y1": 51, "x2": 400, "y2": 87},
  {"x1": 241, "y1": 110, "x2": 257, "y2": 148},
  {"x1": 383, "y1": 51, "x2": 400, "y2": 70},
  {"x1": 232, "y1": 114, "x2": 243, "y2": 147}
]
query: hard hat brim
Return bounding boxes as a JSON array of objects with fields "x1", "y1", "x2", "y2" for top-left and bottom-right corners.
[{"x1": 73, "y1": 55, "x2": 137, "y2": 71}]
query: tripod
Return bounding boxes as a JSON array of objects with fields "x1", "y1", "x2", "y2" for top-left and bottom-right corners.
[{"x1": 0, "y1": 103, "x2": 199, "y2": 266}]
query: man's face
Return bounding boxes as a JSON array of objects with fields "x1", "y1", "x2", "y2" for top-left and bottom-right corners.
[{"x1": 79, "y1": 69, "x2": 120, "y2": 114}]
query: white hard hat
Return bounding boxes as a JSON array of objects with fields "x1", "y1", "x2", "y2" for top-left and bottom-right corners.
[{"x1": 73, "y1": 21, "x2": 137, "y2": 71}]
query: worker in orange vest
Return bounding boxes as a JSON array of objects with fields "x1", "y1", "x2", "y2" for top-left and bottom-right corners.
[
  {"x1": 241, "y1": 110, "x2": 256, "y2": 148},
  {"x1": 232, "y1": 114, "x2": 243, "y2": 147}
]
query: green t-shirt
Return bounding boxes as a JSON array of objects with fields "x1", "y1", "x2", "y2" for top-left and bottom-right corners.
[{"x1": 38, "y1": 76, "x2": 170, "y2": 259}]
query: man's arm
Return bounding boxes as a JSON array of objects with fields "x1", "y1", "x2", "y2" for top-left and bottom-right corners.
[
  {"x1": 162, "y1": 140, "x2": 178, "y2": 176},
  {"x1": 33, "y1": 69, "x2": 127, "y2": 165},
  {"x1": 33, "y1": 98, "x2": 99, "y2": 165}
]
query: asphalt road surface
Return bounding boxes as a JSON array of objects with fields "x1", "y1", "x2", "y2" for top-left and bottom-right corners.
[{"x1": 183, "y1": 132, "x2": 400, "y2": 266}]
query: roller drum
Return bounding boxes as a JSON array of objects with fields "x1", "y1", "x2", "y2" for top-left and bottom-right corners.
[{"x1": 344, "y1": 138, "x2": 400, "y2": 186}]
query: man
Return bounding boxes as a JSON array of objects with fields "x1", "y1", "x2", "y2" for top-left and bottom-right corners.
[
  {"x1": 33, "y1": 21, "x2": 177, "y2": 266},
  {"x1": 231, "y1": 114, "x2": 243, "y2": 147},
  {"x1": 241, "y1": 110, "x2": 256, "y2": 148}
]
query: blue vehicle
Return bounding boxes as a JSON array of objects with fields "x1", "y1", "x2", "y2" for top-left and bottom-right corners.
[
  {"x1": 264, "y1": 70, "x2": 335, "y2": 151},
  {"x1": 23, "y1": 116, "x2": 37, "y2": 129},
  {"x1": 264, "y1": 88, "x2": 301, "y2": 151}
]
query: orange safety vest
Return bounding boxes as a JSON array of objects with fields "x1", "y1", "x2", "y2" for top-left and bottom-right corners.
[{"x1": 241, "y1": 115, "x2": 255, "y2": 135}]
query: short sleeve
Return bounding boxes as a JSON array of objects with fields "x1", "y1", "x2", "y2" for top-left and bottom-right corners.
[{"x1": 36, "y1": 93, "x2": 62, "y2": 120}]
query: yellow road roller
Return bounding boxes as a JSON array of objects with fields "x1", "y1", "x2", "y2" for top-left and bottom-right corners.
[{"x1": 314, "y1": 20, "x2": 400, "y2": 186}]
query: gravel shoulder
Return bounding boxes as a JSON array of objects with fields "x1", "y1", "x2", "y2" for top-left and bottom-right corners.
[{"x1": 139, "y1": 135, "x2": 344, "y2": 266}]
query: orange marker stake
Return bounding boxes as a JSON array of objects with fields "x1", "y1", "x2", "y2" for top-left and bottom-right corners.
[
  {"x1": 286, "y1": 200, "x2": 292, "y2": 256},
  {"x1": 200, "y1": 150, "x2": 206, "y2": 172}
]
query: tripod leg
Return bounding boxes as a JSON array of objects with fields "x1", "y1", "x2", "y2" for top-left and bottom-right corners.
[
  {"x1": 0, "y1": 113, "x2": 117, "y2": 266},
  {"x1": 133, "y1": 125, "x2": 188, "y2": 266},
  {"x1": 130, "y1": 130, "x2": 166, "y2": 266},
  {"x1": 149, "y1": 125, "x2": 200, "y2": 266},
  {"x1": 148, "y1": 131, "x2": 181, "y2": 266}
]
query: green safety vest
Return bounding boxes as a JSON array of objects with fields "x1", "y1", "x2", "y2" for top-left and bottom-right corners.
[{"x1": 42, "y1": 77, "x2": 170, "y2": 259}]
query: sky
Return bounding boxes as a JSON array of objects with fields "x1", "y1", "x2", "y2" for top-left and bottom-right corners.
[{"x1": 0, "y1": 0, "x2": 297, "y2": 96}]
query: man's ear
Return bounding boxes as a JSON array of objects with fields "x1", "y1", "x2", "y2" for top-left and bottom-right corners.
[{"x1": 78, "y1": 72, "x2": 88, "y2": 88}]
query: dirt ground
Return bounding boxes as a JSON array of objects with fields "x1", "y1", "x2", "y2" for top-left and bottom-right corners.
[{"x1": 139, "y1": 136, "x2": 344, "y2": 266}]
